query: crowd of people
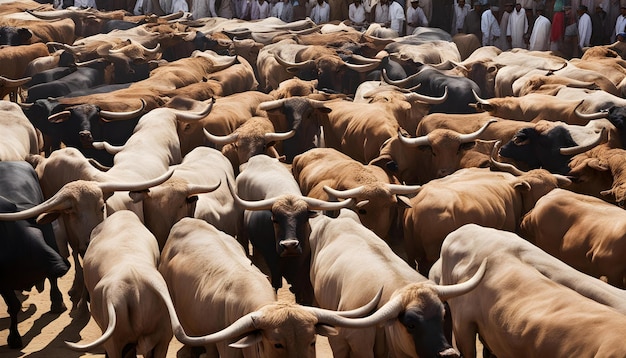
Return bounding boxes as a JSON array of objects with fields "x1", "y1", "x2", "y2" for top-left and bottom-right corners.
[{"x1": 63, "y1": 0, "x2": 626, "y2": 58}]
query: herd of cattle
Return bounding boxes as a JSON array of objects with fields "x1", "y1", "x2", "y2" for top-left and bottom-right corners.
[{"x1": 2, "y1": 0, "x2": 626, "y2": 356}]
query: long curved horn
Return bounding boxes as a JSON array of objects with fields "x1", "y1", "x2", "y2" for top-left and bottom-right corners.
[
  {"x1": 311, "y1": 295, "x2": 404, "y2": 329},
  {"x1": 432, "y1": 258, "x2": 487, "y2": 301},
  {"x1": 381, "y1": 68, "x2": 420, "y2": 88},
  {"x1": 186, "y1": 180, "x2": 221, "y2": 196},
  {"x1": 258, "y1": 99, "x2": 288, "y2": 111},
  {"x1": 398, "y1": 131, "x2": 430, "y2": 147},
  {"x1": 298, "y1": 287, "x2": 383, "y2": 321},
  {"x1": 349, "y1": 54, "x2": 382, "y2": 64},
  {"x1": 0, "y1": 193, "x2": 71, "y2": 221},
  {"x1": 110, "y1": 42, "x2": 161, "y2": 55},
  {"x1": 458, "y1": 119, "x2": 497, "y2": 143},
  {"x1": 473, "y1": 89, "x2": 490, "y2": 105},
  {"x1": 226, "y1": 178, "x2": 276, "y2": 210},
  {"x1": 386, "y1": 183, "x2": 421, "y2": 195},
  {"x1": 97, "y1": 168, "x2": 175, "y2": 193},
  {"x1": 203, "y1": 128, "x2": 239, "y2": 146},
  {"x1": 99, "y1": 99, "x2": 146, "y2": 121},
  {"x1": 264, "y1": 130, "x2": 296, "y2": 142},
  {"x1": 274, "y1": 53, "x2": 314, "y2": 69},
  {"x1": 172, "y1": 97, "x2": 215, "y2": 122},
  {"x1": 490, "y1": 141, "x2": 526, "y2": 176},
  {"x1": 323, "y1": 185, "x2": 365, "y2": 199},
  {"x1": 75, "y1": 58, "x2": 106, "y2": 67},
  {"x1": 176, "y1": 310, "x2": 259, "y2": 346},
  {"x1": 211, "y1": 55, "x2": 238, "y2": 71},
  {"x1": 18, "y1": 102, "x2": 33, "y2": 109},
  {"x1": 344, "y1": 61, "x2": 381, "y2": 73},
  {"x1": 26, "y1": 9, "x2": 66, "y2": 19},
  {"x1": 92, "y1": 141, "x2": 124, "y2": 154},
  {"x1": 65, "y1": 301, "x2": 116, "y2": 351},
  {"x1": 46, "y1": 41, "x2": 77, "y2": 52},
  {"x1": 573, "y1": 101, "x2": 607, "y2": 121},
  {"x1": 0, "y1": 75, "x2": 31, "y2": 87},
  {"x1": 559, "y1": 127, "x2": 606, "y2": 156},
  {"x1": 48, "y1": 110, "x2": 71, "y2": 123},
  {"x1": 404, "y1": 87, "x2": 448, "y2": 104},
  {"x1": 302, "y1": 196, "x2": 356, "y2": 211}
]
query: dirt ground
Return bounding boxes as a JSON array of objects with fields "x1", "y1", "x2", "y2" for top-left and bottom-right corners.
[{"x1": 0, "y1": 268, "x2": 333, "y2": 357}]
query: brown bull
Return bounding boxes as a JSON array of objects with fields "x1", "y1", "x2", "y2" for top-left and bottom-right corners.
[
  {"x1": 520, "y1": 188, "x2": 626, "y2": 287},
  {"x1": 402, "y1": 166, "x2": 570, "y2": 274},
  {"x1": 292, "y1": 148, "x2": 420, "y2": 240},
  {"x1": 0, "y1": 42, "x2": 48, "y2": 101},
  {"x1": 371, "y1": 120, "x2": 496, "y2": 184}
]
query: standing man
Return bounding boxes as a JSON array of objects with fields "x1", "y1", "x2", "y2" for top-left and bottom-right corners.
[
  {"x1": 463, "y1": 1, "x2": 484, "y2": 39},
  {"x1": 498, "y1": 2, "x2": 514, "y2": 50},
  {"x1": 615, "y1": 5, "x2": 626, "y2": 39},
  {"x1": 310, "y1": 0, "x2": 330, "y2": 23},
  {"x1": 481, "y1": 4, "x2": 501, "y2": 46},
  {"x1": 578, "y1": 4, "x2": 592, "y2": 51},
  {"x1": 507, "y1": 3, "x2": 529, "y2": 48},
  {"x1": 373, "y1": 0, "x2": 391, "y2": 27},
  {"x1": 406, "y1": 0, "x2": 428, "y2": 34},
  {"x1": 529, "y1": 4, "x2": 552, "y2": 50},
  {"x1": 451, "y1": 0, "x2": 471, "y2": 35},
  {"x1": 389, "y1": 0, "x2": 406, "y2": 35}
]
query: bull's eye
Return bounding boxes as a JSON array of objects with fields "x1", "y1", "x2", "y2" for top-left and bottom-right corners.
[
  {"x1": 274, "y1": 343, "x2": 284, "y2": 349},
  {"x1": 358, "y1": 209, "x2": 367, "y2": 215},
  {"x1": 100, "y1": 206, "x2": 105, "y2": 213},
  {"x1": 310, "y1": 341, "x2": 316, "y2": 347},
  {"x1": 513, "y1": 134, "x2": 528, "y2": 145}
]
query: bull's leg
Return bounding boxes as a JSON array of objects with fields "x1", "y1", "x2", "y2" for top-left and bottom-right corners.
[
  {"x1": 1, "y1": 289, "x2": 23, "y2": 348},
  {"x1": 48, "y1": 277, "x2": 67, "y2": 313},
  {"x1": 451, "y1": 320, "x2": 478, "y2": 358}
]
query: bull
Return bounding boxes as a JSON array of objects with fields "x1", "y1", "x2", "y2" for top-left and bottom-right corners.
[{"x1": 228, "y1": 155, "x2": 354, "y2": 305}]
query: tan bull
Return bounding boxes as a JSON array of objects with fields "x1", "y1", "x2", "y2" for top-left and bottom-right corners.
[
  {"x1": 159, "y1": 217, "x2": 389, "y2": 358},
  {"x1": 0, "y1": 100, "x2": 40, "y2": 160},
  {"x1": 436, "y1": 224, "x2": 626, "y2": 358},
  {"x1": 309, "y1": 210, "x2": 486, "y2": 358},
  {"x1": 520, "y1": 188, "x2": 626, "y2": 287}
]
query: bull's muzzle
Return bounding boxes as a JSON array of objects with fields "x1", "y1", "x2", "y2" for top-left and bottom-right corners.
[
  {"x1": 279, "y1": 239, "x2": 302, "y2": 256},
  {"x1": 438, "y1": 347, "x2": 460, "y2": 357},
  {"x1": 79, "y1": 130, "x2": 94, "y2": 148}
]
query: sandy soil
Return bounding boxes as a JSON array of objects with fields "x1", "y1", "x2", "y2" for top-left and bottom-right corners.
[{"x1": 0, "y1": 268, "x2": 333, "y2": 357}]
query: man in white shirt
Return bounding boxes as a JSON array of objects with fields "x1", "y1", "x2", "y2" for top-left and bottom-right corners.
[
  {"x1": 507, "y1": 3, "x2": 528, "y2": 49},
  {"x1": 310, "y1": 0, "x2": 330, "y2": 23},
  {"x1": 349, "y1": 0, "x2": 367, "y2": 27},
  {"x1": 451, "y1": 0, "x2": 470, "y2": 35},
  {"x1": 374, "y1": 0, "x2": 390, "y2": 26},
  {"x1": 406, "y1": 0, "x2": 428, "y2": 35},
  {"x1": 388, "y1": 0, "x2": 406, "y2": 35},
  {"x1": 481, "y1": 5, "x2": 501, "y2": 46},
  {"x1": 271, "y1": 0, "x2": 294, "y2": 21},
  {"x1": 615, "y1": 5, "x2": 626, "y2": 38},
  {"x1": 529, "y1": 5, "x2": 551, "y2": 50},
  {"x1": 578, "y1": 4, "x2": 592, "y2": 50},
  {"x1": 258, "y1": 0, "x2": 270, "y2": 18}
]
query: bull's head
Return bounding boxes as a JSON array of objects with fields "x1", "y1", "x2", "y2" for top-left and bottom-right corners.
[{"x1": 227, "y1": 179, "x2": 354, "y2": 256}]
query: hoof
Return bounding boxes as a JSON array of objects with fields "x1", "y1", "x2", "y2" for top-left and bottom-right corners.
[
  {"x1": 50, "y1": 301, "x2": 68, "y2": 314},
  {"x1": 8, "y1": 332, "x2": 23, "y2": 349}
]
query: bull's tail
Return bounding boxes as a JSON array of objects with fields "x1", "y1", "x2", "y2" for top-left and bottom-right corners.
[{"x1": 65, "y1": 300, "x2": 116, "y2": 351}]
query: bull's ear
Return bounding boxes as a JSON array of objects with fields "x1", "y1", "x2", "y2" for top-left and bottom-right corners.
[
  {"x1": 186, "y1": 195, "x2": 199, "y2": 203},
  {"x1": 315, "y1": 324, "x2": 338, "y2": 337},
  {"x1": 513, "y1": 181, "x2": 531, "y2": 191},
  {"x1": 315, "y1": 106, "x2": 332, "y2": 114},
  {"x1": 229, "y1": 331, "x2": 263, "y2": 348},
  {"x1": 129, "y1": 190, "x2": 150, "y2": 203},
  {"x1": 396, "y1": 195, "x2": 412, "y2": 209},
  {"x1": 308, "y1": 210, "x2": 320, "y2": 218},
  {"x1": 588, "y1": 158, "x2": 609, "y2": 171},
  {"x1": 36, "y1": 212, "x2": 61, "y2": 225},
  {"x1": 18, "y1": 28, "x2": 32, "y2": 42}
]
